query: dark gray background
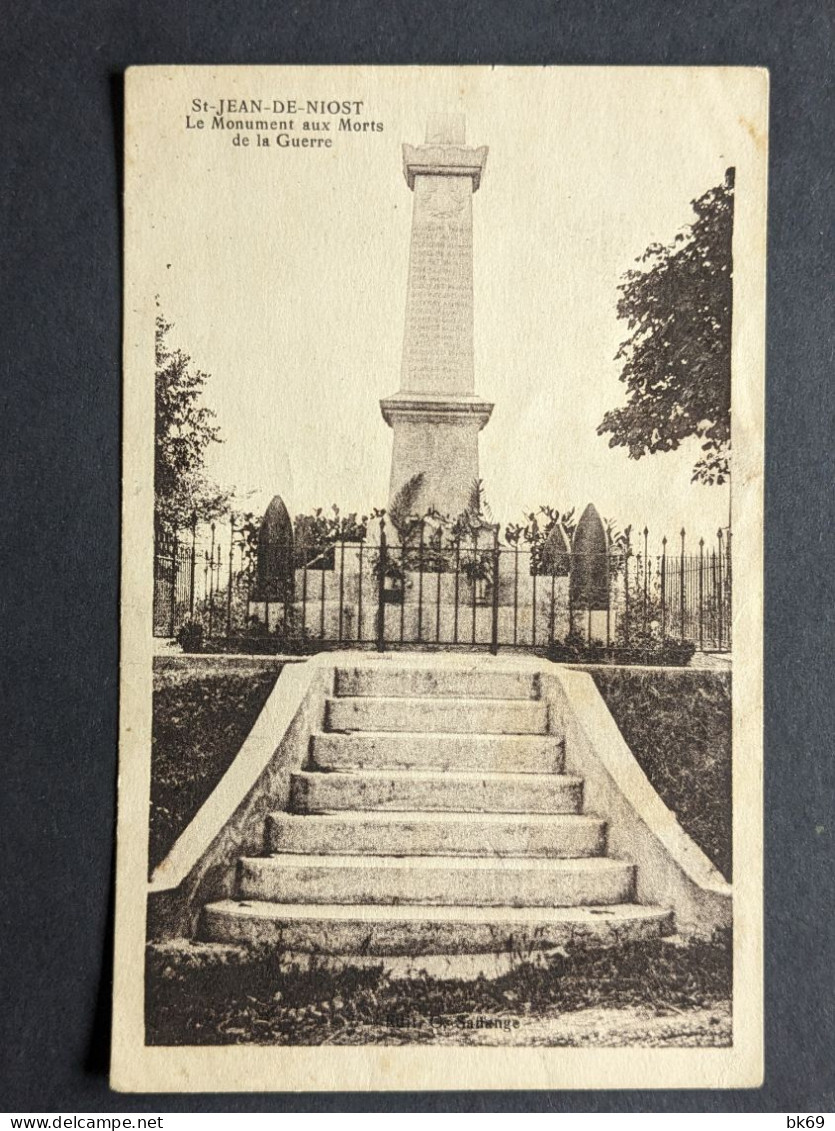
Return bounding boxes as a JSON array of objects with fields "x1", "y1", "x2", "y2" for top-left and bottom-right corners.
[{"x1": 2, "y1": 0, "x2": 833, "y2": 1113}]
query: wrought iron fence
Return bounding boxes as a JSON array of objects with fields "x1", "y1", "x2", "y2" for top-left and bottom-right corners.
[{"x1": 153, "y1": 518, "x2": 732, "y2": 655}]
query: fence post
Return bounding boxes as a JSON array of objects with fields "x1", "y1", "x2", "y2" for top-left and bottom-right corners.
[
  {"x1": 717, "y1": 528, "x2": 724, "y2": 651},
  {"x1": 680, "y1": 528, "x2": 686, "y2": 643},
  {"x1": 605, "y1": 547, "x2": 611, "y2": 652},
  {"x1": 169, "y1": 533, "x2": 178, "y2": 637},
  {"x1": 660, "y1": 536, "x2": 667, "y2": 638},
  {"x1": 399, "y1": 531, "x2": 406, "y2": 644},
  {"x1": 376, "y1": 517, "x2": 387, "y2": 652},
  {"x1": 471, "y1": 531, "x2": 478, "y2": 644},
  {"x1": 567, "y1": 554, "x2": 573, "y2": 639},
  {"x1": 356, "y1": 539, "x2": 363, "y2": 643},
  {"x1": 207, "y1": 523, "x2": 217, "y2": 639},
  {"x1": 202, "y1": 552, "x2": 210, "y2": 632},
  {"x1": 301, "y1": 557, "x2": 308, "y2": 639},
  {"x1": 513, "y1": 542, "x2": 519, "y2": 645},
  {"x1": 243, "y1": 536, "x2": 252, "y2": 631},
  {"x1": 417, "y1": 519, "x2": 425, "y2": 643},
  {"x1": 189, "y1": 513, "x2": 198, "y2": 619},
  {"x1": 319, "y1": 552, "x2": 326, "y2": 640},
  {"x1": 226, "y1": 518, "x2": 234, "y2": 643},
  {"x1": 490, "y1": 526, "x2": 500, "y2": 655},
  {"x1": 337, "y1": 537, "x2": 346, "y2": 642},
  {"x1": 726, "y1": 527, "x2": 733, "y2": 650},
  {"x1": 699, "y1": 538, "x2": 705, "y2": 652},
  {"x1": 216, "y1": 543, "x2": 222, "y2": 633},
  {"x1": 453, "y1": 537, "x2": 461, "y2": 644},
  {"x1": 532, "y1": 553, "x2": 538, "y2": 646},
  {"x1": 435, "y1": 528, "x2": 442, "y2": 644},
  {"x1": 623, "y1": 531, "x2": 631, "y2": 648},
  {"x1": 642, "y1": 526, "x2": 649, "y2": 635}
]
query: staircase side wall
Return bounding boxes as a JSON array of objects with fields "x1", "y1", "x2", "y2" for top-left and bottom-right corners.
[
  {"x1": 147, "y1": 660, "x2": 334, "y2": 939},
  {"x1": 542, "y1": 666, "x2": 732, "y2": 936}
]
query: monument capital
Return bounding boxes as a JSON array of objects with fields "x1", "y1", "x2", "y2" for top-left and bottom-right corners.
[
  {"x1": 380, "y1": 391, "x2": 493, "y2": 431},
  {"x1": 402, "y1": 144, "x2": 489, "y2": 192}
]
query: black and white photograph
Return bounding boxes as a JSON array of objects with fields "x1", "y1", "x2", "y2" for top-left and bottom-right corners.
[{"x1": 113, "y1": 65, "x2": 767, "y2": 1092}]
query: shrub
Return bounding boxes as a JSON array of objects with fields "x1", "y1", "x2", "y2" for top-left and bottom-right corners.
[
  {"x1": 547, "y1": 632, "x2": 607, "y2": 664},
  {"x1": 547, "y1": 630, "x2": 696, "y2": 667},
  {"x1": 591, "y1": 668, "x2": 732, "y2": 878},
  {"x1": 175, "y1": 619, "x2": 204, "y2": 653},
  {"x1": 202, "y1": 611, "x2": 316, "y2": 656},
  {"x1": 150, "y1": 665, "x2": 281, "y2": 871},
  {"x1": 613, "y1": 633, "x2": 696, "y2": 667}
]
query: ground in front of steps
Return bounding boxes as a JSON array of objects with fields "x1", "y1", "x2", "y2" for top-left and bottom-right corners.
[
  {"x1": 325, "y1": 1001, "x2": 732, "y2": 1047},
  {"x1": 145, "y1": 932, "x2": 732, "y2": 1048}
]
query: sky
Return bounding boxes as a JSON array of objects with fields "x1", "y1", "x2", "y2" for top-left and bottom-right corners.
[{"x1": 143, "y1": 68, "x2": 763, "y2": 547}]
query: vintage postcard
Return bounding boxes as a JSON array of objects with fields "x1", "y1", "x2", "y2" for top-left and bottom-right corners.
[{"x1": 113, "y1": 65, "x2": 767, "y2": 1092}]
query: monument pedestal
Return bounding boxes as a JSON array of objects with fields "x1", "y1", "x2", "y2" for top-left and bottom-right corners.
[{"x1": 380, "y1": 391, "x2": 493, "y2": 517}]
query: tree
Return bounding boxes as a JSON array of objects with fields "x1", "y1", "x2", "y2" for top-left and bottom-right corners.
[
  {"x1": 154, "y1": 306, "x2": 229, "y2": 537},
  {"x1": 598, "y1": 168, "x2": 734, "y2": 485}
]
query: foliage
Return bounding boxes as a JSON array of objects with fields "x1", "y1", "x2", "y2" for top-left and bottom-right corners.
[
  {"x1": 154, "y1": 306, "x2": 230, "y2": 537},
  {"x1": 294, "y1": 506, "x2": 367, "y2": 569},
  {"x1": 149, "y1": 664, "x2": 281, "y2": 872},
  {"x1": 372, "y1": 554, "x2": 409, "y2": 594},
  {"x1": 459, "y1": 549, "x2": 494, "y2": 587},
  {"x1": 145, "y1": 929, "x2": 731, "y2": 1046},
  {"x1": 590, "y1": 668, "x2": 732, "y2": 878},
  {"x1": 505, "y1": 506, "x2": 575, "y2": 555},
  {"x1": 606, "y1": 521, "x2": 632, "y2": 558},
  {"x1": 231, "y1": 610, "x2": 316, "y2": 655},
  {"x1": 175, "y1": 619, "x2": 204, "y2": 654},
  {"x1": 237, "y1": 504, "x2": 369, "y2": 576},
  {"x1": 598, "y1": 170, "x2": 735, "y2": 485},
  {"x1": 449, "y1": 478, "x2": 493, "y2": 540},
  {"x1": 547, "y1": 631, "x2": 608, "y2": 664},
  {"x1": 496, "y1": 504, "x2": 627, "y2": 577},
  {"x1": 388, "y1": 473, "x2": 425, "y2": 543},
  {"x1": 616, "y1": 632, "x2": 696, "y2": 667},
  {"x1": 546, "y1": 631, "x2": 694, "y2": 667},
  {"x1": 612, "y1": 562, "x2": 697, "y2": 664},
  {"x1": 234, "y1": 512, "x2": 262, "y2": 573},
  {"x1": 370, "y1": 478, "x2": 499, "y2": 582},
  {"x1": 228, "y1": 488, "x2": 638, "y2": 619}
]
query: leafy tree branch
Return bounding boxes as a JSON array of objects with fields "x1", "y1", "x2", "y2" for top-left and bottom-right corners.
[
  {"x1": 154, "y1": 304, "x2": 230, "y2": 536},
  {"x1": 598, "y1": 169, "x2": 734, "y2": 485}
]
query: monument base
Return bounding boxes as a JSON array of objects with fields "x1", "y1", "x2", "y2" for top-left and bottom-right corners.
[{"x1": 380, "y1": 391, "x2": 493, "y2": 519}]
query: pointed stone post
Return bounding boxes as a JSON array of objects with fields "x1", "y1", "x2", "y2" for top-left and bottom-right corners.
[
  {"x1": 569, "y1": 503, "x2": 609, "y2": 642},
  {"x1": 252, "y1": 495, "x2": 294, "y2": 631}
]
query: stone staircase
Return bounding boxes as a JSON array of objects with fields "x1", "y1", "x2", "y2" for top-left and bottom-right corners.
[{"x1": 199, "y1": 664, "x2": 674, "y2": 955}]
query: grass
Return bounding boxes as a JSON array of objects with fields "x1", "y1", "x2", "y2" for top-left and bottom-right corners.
[
  {"x1": 145, "y1": 930, "x2": 732, "y2": 1047},
  {"x1": 149, "y1": 662, "x2": 282, "y2": 874},
  {"x1": 590, "y1": 668, "x2": 732, "y2": 879}
]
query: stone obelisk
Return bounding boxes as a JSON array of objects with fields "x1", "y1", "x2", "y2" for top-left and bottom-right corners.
[{"x1": 380, "y1": 114, "x2": 493, "y2": 518}]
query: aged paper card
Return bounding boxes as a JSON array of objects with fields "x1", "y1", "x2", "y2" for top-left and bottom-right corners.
[{"x1": 113, "y1": 65, "x2": 766, "y2": 1092}]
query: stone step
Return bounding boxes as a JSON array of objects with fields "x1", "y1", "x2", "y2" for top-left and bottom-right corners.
[
  {"x1": 237, "y1": 854, "x2": 634, "y2": 907},
  {"x1": 266, "y1": 811, "x2": 606, "y2": 858},
  {"x1": 201, "y1": 899, "x2": 675, "y2": 954},
  {"x1": 290, "y1": 770, "x2": 583, "y2": 814},
  {"x1": 326, "y1": 696, "x2": 549, "y2": 735},
  {"x1": 309, "y1": 731, "x2": 564, "y2": 774},
  {"x1": 334, "y1": 666, "x2": 540, "y2": 701}
]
